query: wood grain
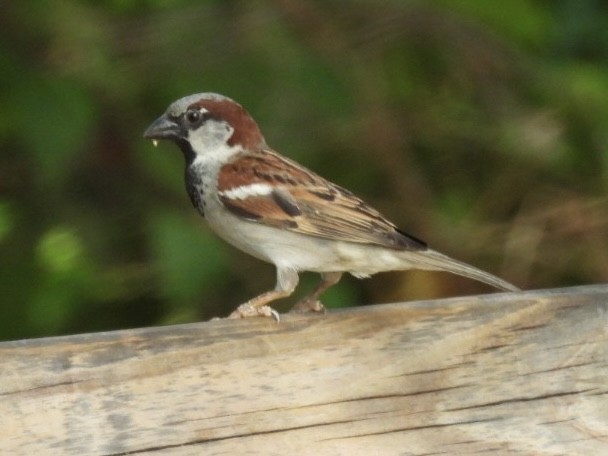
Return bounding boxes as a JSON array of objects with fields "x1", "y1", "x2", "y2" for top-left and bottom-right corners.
[{"x1": 1, "y1": 285, "x2": 607, "y2": 455}]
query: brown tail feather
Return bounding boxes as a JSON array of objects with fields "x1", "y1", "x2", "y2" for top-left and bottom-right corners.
[{"x1": 405, "y1": 249, "x2": 520, "y2": 292}]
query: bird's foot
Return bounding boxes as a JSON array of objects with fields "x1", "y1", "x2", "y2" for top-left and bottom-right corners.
[
  {"x1": 289, "y1": 298, "x2": 326, "y2": 314},
  {"x1": 228, "y1": 303, "x2": 280, "y2": 322}
]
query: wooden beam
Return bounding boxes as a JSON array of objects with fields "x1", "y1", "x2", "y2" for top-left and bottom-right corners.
[{"x1": 2, "y1": 285, "x2": 607, "y2": 455}]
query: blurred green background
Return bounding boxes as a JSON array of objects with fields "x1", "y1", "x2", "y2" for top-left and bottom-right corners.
[{"x1": 1, "y1": 0, "x2": 607, "y2": 340}]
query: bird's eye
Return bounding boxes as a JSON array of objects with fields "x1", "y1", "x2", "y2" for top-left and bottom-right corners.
[{"x1": 185, "y1": 109, "x2": 202, "y2": 124}]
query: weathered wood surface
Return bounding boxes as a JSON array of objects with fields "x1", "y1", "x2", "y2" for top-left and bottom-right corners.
[{"x1": 1, "y1": 285, "x2": 607, "y2": 455}]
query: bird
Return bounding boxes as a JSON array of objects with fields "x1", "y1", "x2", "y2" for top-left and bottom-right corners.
[{"x1": 144, "y1": 93, "x2": 519, "y2": 321}]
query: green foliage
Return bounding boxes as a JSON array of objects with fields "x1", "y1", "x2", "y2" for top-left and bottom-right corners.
[
  {"x1": 29, "y1": 226, "x2": 94, "y2": 334},
  {"x1": 12, "y1": 79, "x2": 97, "y2": 187},
  {"x1": 0, "y1": 201, "x2": 14, "y2": 243},
  {"x1": 148, "y1": 210, "x2": 230, "y2": 309},
  {"x1": 1, "y1": 0, "x2": 607, "y2": 340}
]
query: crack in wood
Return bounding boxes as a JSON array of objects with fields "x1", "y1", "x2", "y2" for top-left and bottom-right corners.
[
  {"x1": 394, "y1": 363, "x2": 475, "y2": 377},
  {"x1": 109, "y1": 418, "x2": 363, "y2": 455},
  {"x1": 166, "y1": 386, "x2": 472, "y2": 428},
  {"x1": 473, "y1": 343, "x2": 514, "y2": 353},
  {"x1": 519, "y1": 361, "x2": 594, "y2": 376},
  {"x1": 509, "y1": 323, "x2": 549, "y2": 331},
  {"x1": 0, "y1": 379, "x2": 84, "y2": 396},
  {"x1": 319, "y1": 384, "x2": 473, "y2": 405},
  {"x1": 320, "y1": 417, "x2": 503, "y2": 440},
  {"x1": 446, "y1": 389, "x2": 596, "y2": 411}
]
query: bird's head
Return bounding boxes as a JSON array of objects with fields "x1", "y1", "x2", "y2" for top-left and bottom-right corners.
[{"x1": 144, "y1": 93, "x2": 266, "y2": 163}]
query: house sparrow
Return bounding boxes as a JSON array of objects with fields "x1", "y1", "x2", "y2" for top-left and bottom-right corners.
[{"x1": 144, "y1": 93, "x2": 519, "y2": 321}]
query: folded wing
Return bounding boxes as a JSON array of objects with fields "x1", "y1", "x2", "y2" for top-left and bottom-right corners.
[{"x1": 217, "y1": 149, "x2": 427, "y2": 251}]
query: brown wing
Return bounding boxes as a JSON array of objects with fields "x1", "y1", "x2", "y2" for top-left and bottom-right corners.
[{"x1": 217, "y1": 149, "x2": 427, "y2": 251}]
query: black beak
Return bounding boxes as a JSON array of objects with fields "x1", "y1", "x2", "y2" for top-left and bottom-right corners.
[{"x1": 143, "y1": 114, "x2": 181, "y2": 141}]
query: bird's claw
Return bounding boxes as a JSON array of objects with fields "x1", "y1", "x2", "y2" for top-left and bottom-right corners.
[
  {"x1": 289, "y1": 299, "x2": 326, "y2": 314},
  {"x1": 228, "y1": 303, "x2": 280, "y2": 322}
]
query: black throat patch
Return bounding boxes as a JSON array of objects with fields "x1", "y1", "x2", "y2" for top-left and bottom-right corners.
[{"x1": 185, "y1": 165, "x2": 205, "y2": 216}]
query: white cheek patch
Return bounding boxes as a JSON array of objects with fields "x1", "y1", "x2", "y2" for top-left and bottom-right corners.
[
  {"x1": 187, "y1": 122, "x2": 237, "y2": 163},
  {"x1": 219, "y1": 183, "x2": 274, "y2": 200}
]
